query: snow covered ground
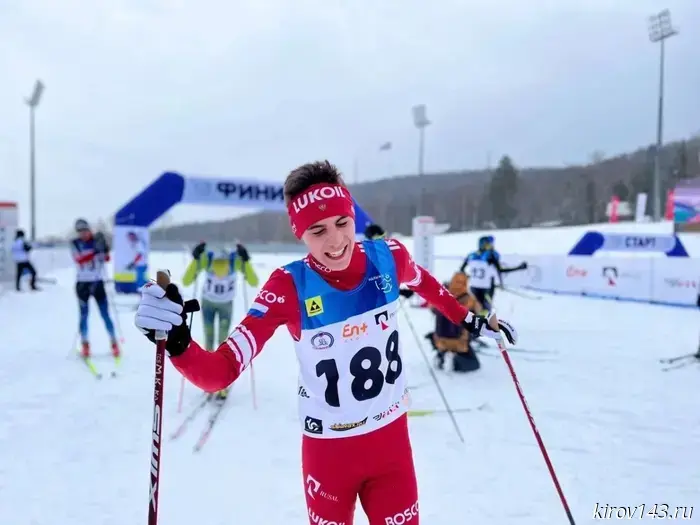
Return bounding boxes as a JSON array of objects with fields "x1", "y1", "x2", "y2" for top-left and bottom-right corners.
[{"x1": 1, "y1": 250, "x2": 698, "y2": 524}]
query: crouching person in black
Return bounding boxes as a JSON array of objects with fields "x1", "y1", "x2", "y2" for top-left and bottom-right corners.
[{"x1": 429, "y1": 272, "x2": 482, "y2": 373}]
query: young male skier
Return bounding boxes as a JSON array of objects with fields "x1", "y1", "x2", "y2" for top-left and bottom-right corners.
[{"x1": 134, "y1": 160, "x2": 517, "y2": 525}]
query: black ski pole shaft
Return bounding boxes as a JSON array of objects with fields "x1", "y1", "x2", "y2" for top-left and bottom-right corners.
[{"x1": 398, "y1": 300, "x2": 464, "y2": 443}]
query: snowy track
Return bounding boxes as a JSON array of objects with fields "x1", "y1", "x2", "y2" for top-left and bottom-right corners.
[{"x1": 1, "y1": 252, "x2": 698, "y2": 524}]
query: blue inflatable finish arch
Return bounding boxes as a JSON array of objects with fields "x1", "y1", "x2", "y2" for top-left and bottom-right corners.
[{"x1": 113, "y1": 171, "x2": 375, "y2": 294}]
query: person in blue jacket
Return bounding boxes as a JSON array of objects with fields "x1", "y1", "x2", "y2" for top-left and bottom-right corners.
[{"x1": 459, "y1": 235, "x2": 527, "y2": 313}]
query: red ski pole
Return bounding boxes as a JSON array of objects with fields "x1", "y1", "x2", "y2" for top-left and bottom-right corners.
[
  {"x1": 148, "y1": 270, "x2": 170, "y2": 525},
  {"x1": 492, "y1": 319, "x2": 576, "y2": 524}
]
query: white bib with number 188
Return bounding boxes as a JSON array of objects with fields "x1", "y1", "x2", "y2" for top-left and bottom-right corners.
[{"x1": 285, "y1": 239, "x2": 411, "y2": 439}]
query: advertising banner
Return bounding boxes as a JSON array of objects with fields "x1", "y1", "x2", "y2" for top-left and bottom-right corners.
[
  {"x1": 113, "y1": 171, "x2": 377, "y2": 294},
  {"x1": 0, "y1": 202, "x2": 18, "y2": 283},
  {"x1": 112, "y1": 225, "x2": 149, "y2": 292},
  {"x1": 649, "y1": 258, "x2": 699, "y2": 306},
  {"x1": 181, "y1": 176, "x2": 285, "y2": 209},
  {"x1": 507, "y1": 255, "x2": 699, "y2": 307},
  {"x1": 581, "y1": 257, "x2": 652, "y2": 301},
  {"x1": 673, "y1": 177, "x2": 700, "y2": 232}
]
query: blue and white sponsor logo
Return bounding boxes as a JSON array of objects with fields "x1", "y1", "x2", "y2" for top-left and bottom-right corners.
[{"x1": 311, "y1": 331, "x2": 334, "y2": 350}]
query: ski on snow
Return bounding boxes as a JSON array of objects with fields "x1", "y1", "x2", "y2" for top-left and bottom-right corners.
[
  {"x1": 78, "y1": 354, "x2": 120, "y2": 379},
  {"x1": 408, "y1": 402, "x2": 490, "y2": 417},
  {"x1": 170, "y1": 393, "x2": 231, "y2": 452},
  {"x1": 193, "y1": 398, "x2": 230, "y2": 453},
  {"x1": 659, "y1": 353, "x2": 699, "y2": 371},
  {"x1": 169, "y1": 394, "x2": 211, "y2": 441}
]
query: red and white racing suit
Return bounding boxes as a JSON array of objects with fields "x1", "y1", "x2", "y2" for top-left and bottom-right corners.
[{"x1": 170, "y1": 238, "x2": 470, "y2": 525}]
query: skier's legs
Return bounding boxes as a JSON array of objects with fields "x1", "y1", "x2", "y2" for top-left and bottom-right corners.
[
  {"x1": 358, "y1": 415, "x2": 419, "y2": 525},
  {"x1": 216, "y1": 300, "x2": 233, "y2": 345},
  {"x1": 470, "y1": 287, "x2": 492, "y2": 316},
  {"x1": 26, "y1": 262, "x2": 37, "y2": 289},
  {"x1": 76, "y1": 282, "x2": 91, "y2": 343},
  {"x1": 201, "y1": 299, "x2": 216, "y2": 351},
  {"x1": 93, "y1": 281, "x2": 117, "y2": 341},
  {"x1": 211, "y1": 301, "x2": 234, "y2": 399},
  {"x1": 302, "y1": 436, "x2": 359, "y2": 525},
  {"x1": 15, "y1": 262, "x2": 29, "y2": 291}
]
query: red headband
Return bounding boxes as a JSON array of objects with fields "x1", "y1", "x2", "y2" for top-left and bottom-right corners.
[{"x1": 287, "y1": 183, "x2": 355, "y2": 238}]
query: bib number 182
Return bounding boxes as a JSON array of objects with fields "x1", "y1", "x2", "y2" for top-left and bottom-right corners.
[{"x1": 315, "y1": 330, "x2": 402, "y2": 408}]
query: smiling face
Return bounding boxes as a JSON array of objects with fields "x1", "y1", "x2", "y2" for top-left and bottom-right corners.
[{"x1": 301, "y1": 215, "x2": 356, "y2": 271}]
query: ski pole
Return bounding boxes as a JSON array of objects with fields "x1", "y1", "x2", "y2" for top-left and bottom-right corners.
[
  {"x1": 398, "y1": 299, "x2": 464, "y2": 443},
  {"x1": 500, "y1": 286, "x2": 542, "y2": 301},
  {"x1": 102, "y1": 267, "x2": 125, "y2": 344},
  {"x1": 66, "y1": 329, "x2": 80, "y2": 359},
  {"x1": 659, "y1": 353, "x2": 696, "y2": 364},
  {"x1": 241, "y1": 271, "x2": 257, "y2": 410},
  {"x1": 148, "y1": 270, "x2": 170, "y2": 525},
  {"x1": 178, "y1": 265, "x2": 200, "y2": 413},
  {"x1": 494, "y1": 332, "x2": 576, "y2": 525}
]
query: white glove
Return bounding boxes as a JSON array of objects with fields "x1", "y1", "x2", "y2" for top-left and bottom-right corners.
[{"x1": 134, "y1": 282, "x2": 184, "y2": 333}]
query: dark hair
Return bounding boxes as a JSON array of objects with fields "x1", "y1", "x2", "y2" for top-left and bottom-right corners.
[{"x1": 283, "y1": 160, "x2": 346, "y2": 205}]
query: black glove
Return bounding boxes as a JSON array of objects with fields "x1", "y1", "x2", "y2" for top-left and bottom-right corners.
[
  {"x1": 462, "y1": 314, "x2": 487, "y2": 339},
  {"x1": 462, "y1": 312, "x2": 517, "y2": 345},
  {"x1": 192, "y1": 241, "x2": 206, "y2": 260},
  {"x1": 236, "y1": 243, "x2": 250, "y2": 263},
  {"x1": 141, "y1": 283, "x2": 201, "y2": 356},
  {"x1": 399, "y1": 288, "x2": 415, "y2": 299},
  {"x1": 517, "y1": 261, "x2": 528, "y2": 270},
  {"x1": 93, "y1": 232, "x2": 109, "y2": 254}
]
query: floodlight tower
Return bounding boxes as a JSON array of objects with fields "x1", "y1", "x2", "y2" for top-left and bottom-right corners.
[{"x1": 647, "y1": 9, "x2": 677, "y2": 222}]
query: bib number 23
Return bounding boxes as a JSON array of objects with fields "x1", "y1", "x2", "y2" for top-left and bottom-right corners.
[{"x1": 315, "y1": 330, "x2": 402, "y2": 408}]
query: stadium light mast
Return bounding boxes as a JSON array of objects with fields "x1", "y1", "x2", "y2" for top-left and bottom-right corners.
[
  {"x1": 647, "y1": 9, "x2": 677, "y2": 222},
  {"x1": 25, "y1": 80, "x2": 45, "y2": 241},
  {"x1": 412, "y1": 104, "x2": 431, "y2": 176}
]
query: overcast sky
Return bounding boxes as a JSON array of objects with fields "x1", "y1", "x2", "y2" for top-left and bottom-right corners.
[{"x1": 2, "y1": 0, "x2": 699, "y2": 237}]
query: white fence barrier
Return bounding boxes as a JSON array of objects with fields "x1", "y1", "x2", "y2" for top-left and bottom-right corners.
[
  {"x1": 419, "y1": 220, "x2": 700, "y2": 309},
  {"x1": 494, "y1": 254, "x2": 698, "y2": 307}
]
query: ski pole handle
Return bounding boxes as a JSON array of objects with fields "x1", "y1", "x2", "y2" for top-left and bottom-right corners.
[
  {"x1": 154, "y1": 270, "x2": 171, "y2": 341},
  {"x1": 149, "y1": 269, "x2": 170, "y2": 525}
]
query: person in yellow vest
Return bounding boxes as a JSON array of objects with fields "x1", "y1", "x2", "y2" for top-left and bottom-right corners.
[{"x1": 182, "y1": 242, "x2": 259, "y2": 401}]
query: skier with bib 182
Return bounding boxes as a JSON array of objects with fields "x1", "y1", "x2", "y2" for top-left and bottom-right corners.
[
  {"x1": 134, "y1": 160, "x2": 517, "y2": 525},
  {"x1": 181, "y1": 243, "x2": 258, "y2": 401}
]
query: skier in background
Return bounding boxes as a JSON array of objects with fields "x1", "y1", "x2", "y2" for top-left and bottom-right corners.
[
  {"x1": 460, "y1": 235, "x2": 527, "y2": 314},
  {"x1": 72, "y1": 219, "x2": 119, "y2": 359},
  {"x1": 134, "y1": 160, "x2": 517, "y2": 525},
  {"x1": 11, "y1": 230, "x2": 38, "y2": 291},
  {"x1": 182, "y1": 241, "x2": 258, "y2": 401}
]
